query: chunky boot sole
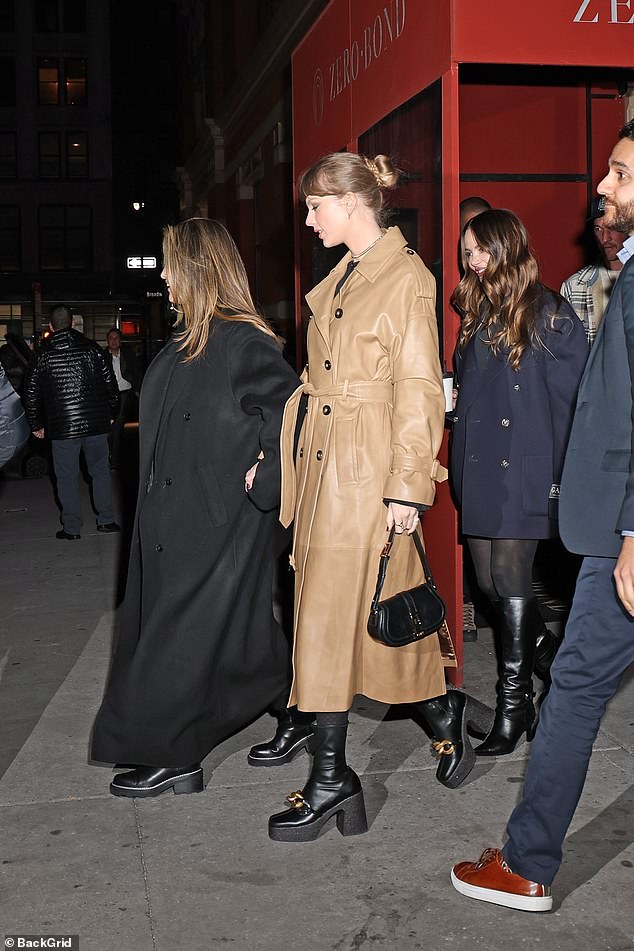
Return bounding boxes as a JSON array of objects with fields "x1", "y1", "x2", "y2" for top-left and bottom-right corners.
[
  {"x1": 268, "y1": 788, "x2": 368, "y2": 842},
  {"x1": 439, "y1": 694, "x2": 495, "y2": 789},
  {"x1": 247, "y1": 732, "x2": 317, "y2": 767},
  {"x1": 110, "y1": 768, "x2": 204, "y2": 798}
]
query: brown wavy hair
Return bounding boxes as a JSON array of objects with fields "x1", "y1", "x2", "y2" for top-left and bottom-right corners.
[
  {"x1": 452, "y1": 209, "x2": 546, "y2": 371},
  {"x1": 162, "y1": 218, "x2": 274, "y2": 362},
  {"x1": 297, "y1": 152, "x2": 399, "y2": 226}
]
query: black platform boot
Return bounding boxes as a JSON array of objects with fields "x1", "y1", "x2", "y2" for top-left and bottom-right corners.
[
  {"x1": 110, "y1": 764, "x2": 203, "y2": 798},
  {"x1": 248, "y1": 706, "x2": 316, "y2": 766},
  {"x1": 268, "y1": 720, "x2": 368, "y2": 842},
  {"x1": 417, "y1": 690, "x2": 494, "y2": 788},
  {"x1": 475, "y1": 597, "x2": 538, "y2": 757}
]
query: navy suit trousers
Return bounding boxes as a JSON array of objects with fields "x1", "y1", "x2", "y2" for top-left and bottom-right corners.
[{"x1": 503, "y1": 555, "x2": 634, "y2": 885}]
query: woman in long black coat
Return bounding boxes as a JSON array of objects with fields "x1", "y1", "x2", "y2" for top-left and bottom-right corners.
[
  {"x1": 450, "y1": 209, "x2": 588, "y2": 757},
  {"x1": 91, "y1": 218, "x2": 300, "y2": 797}
]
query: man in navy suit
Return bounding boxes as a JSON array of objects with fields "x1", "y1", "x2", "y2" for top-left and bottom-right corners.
[{"x1": 450, "y1": 119, "x2": 634, "y2": 912}]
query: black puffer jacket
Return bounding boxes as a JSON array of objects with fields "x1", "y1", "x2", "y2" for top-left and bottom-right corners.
[{"x1": 25, "y1": 329, "x2": 119, "y2": 440}]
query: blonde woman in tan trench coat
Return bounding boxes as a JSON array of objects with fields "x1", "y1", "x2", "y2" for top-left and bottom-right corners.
[{"x1": 265, "y1": 153, "x2": 493, "y2": 843}]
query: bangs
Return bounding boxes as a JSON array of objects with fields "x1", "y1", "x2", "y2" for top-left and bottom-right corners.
[{"x1": 298, "y1": 166, "x2": 332, "y2": 199}]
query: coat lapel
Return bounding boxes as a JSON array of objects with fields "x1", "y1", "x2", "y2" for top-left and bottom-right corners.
[
  {"x1": 138, "y1": 340, "x2": 183, "y2": 479},
  {"x1": 306, "y1": 257, "x2": 350, "y2": 351},
  {"x1": 304, "y1": 227, "x2": 409, "y2": 350},
  {"x1": 458, "y1": 340, "x2": 506, "y2": 414}
]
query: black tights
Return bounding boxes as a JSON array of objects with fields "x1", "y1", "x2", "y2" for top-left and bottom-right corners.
[{"x1": 467, "y1": 537, "x2": 538, "y2": 603}]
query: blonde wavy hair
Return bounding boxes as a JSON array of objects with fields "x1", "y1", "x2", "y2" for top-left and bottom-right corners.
[
  {"x1": 298, "y1": 152, "x2": 399, "y2": 226},
  {"x1": 163, "y1": 218, "x2": 274, "y2": 362},
  {"x1": 452, "y1": 209, "x2": 548, "y2": 371}
]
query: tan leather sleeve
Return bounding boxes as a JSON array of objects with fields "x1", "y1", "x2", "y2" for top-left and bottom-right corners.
[{"x1": 383, "y1": 290, "x2": 447, "y2": 507}]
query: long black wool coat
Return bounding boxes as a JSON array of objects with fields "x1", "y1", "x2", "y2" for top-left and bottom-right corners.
[
  {"x1": 91, "y1": 319, "x2": 300, "y2": 767},
  {"x1": 450, "y1": 290, "x2": 588, "y2": 539}
]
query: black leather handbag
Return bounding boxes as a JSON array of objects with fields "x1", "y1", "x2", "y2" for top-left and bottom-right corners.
[{"x1": 367, "y1": 526, "x2": 446, "y2": 648}]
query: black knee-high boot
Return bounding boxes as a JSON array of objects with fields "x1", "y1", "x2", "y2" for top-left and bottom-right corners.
[
  {"x1": 417, "y1": 690, "x2": 494, "y2": 788},
  {"x1": 475, "y1": 597, "x2": 538, "y2": 757},
  {"x1": 533, "y1": 621, "x2": 560, "y2": 687},
  {"x1": 248, "y1": 704, "x2": 315, "y2": 767},
  {"x1": 268, "y1": 715, "x2": 367, "y2": 842}
]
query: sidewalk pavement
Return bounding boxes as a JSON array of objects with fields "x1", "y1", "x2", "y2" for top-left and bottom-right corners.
[{"x1": 1, "y1": 474, "x2": 632, "y2": 951}]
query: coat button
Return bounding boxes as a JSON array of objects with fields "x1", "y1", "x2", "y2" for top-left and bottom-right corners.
[
  {"x1": 164, "y1": 478, "x2": 172, "y2": 486},
  {"x1": 452, "y1": 416, "x2": 459, "y2": 423},
  {"x1": 323, "y1": 405, "x2": 331, "y2": 415},
  {"x1": 299, "y1": 448, "x2": 303, "y2": 458},
  {"x1": 316, "y1": 450, "x2": 323, "y2": 460},
  {"x1": 513, "y1": 384, "x2": 520, "y2": 391},
  {"x1": 324, "y1": 360, "x2": 331, "y2": 370},
  {"x1": 500, "y1": 459, "x2": 510, "y2": 468},
  {"x1": 184, "y1": 412, "x2": 191, "y2": 420},
  {"x1": 334, "y1": 308, "x2": 343, "y2": 319},
  {"x1": 501, "y1": 418, "x2": 510, "y2": 427},
  {"x1": 155, "y1": 543, "x2": 163, "y2": 552},
  {"x1": 406, "y1": 248, "x2": 415, "y2": 255}
]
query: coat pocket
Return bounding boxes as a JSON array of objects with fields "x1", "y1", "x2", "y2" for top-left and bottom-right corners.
[
  {"x1": 334, "y1": 415, "x2": 359, "y2": 486},
  {"x1": 521, "y1": 455, "x2": 551, "y2": 518},
  {"x1": 600, "y1": 450, "x2": 630, "y2": 473},
  {"x1": 195, "y1": 464, "x2": 229, "y2": 527}
]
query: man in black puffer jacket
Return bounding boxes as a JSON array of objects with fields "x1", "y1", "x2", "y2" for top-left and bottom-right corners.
[{"x1": 25, "y1": 304, "x2": 120, "y2": 540}]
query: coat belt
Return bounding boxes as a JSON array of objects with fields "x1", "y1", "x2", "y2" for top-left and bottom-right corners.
[{"x1": 279, "y1": 379, "x2": 447, "y2": 528}]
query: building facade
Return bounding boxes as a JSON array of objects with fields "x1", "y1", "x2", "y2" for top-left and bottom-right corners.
[
  {"x1": 173, "y1": 0, "x2": 328, "y2": 361},
  {"x1": 0, "y1": 0, "x2": 178, "y2": 360},
  {"x1": 0, "y1": 0, "x2": 115, "y2": 343}
]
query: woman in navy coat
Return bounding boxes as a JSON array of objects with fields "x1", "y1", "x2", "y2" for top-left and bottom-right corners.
[{"x1": 450, "y1": 209, "x2": 588, "y2": 756}]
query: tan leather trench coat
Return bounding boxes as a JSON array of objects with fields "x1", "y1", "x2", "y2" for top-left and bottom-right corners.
[{"x1": 280, "y1": 227, "x2": 449, "y2": 711}]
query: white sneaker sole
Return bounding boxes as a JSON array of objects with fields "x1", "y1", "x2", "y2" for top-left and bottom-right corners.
[{"x1": 450, "y1": 869, "x2": 553, "y2": 912}]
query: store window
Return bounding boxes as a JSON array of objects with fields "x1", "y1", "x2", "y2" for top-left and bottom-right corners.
[
  {"x1": 0, "y1": 205, "x2": 20, "y2": 271},
  {"x1": 358, "y1": 80, "x2": 444, "y2": 359},
  {"x1": 39, "y1": 132, "x2": 60, "y2": 177},
  {"x1": 39, "y1": 204, "x2": 92, "y2": 271},
  {"x1": 38, "y1": 58, "x2": 60, "y2": 105},
  {"x1": 66, "y1": 132, "x2": 87, "y2": 177},
  {"x1": 0, "y1": 0, "x2": 15, "y2": 32},
  {"x1": 65, "y1": 58, "x2": 86, "y2": 105},
  {"x1": 0, "y1": 132, "x2": 16, "y2": 178},
  {"x1": 0, "y1": 57, "x2": 16, "y2": 106}
]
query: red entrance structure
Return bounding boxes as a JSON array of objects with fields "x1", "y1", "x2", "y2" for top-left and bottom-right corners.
[{"x1": 291, "y1": 0, "x2": 632, "y2": 682}]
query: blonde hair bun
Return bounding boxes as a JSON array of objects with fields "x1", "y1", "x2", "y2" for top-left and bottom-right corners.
[{"x1": 370, "y1": 154, "x2": 399, "y2": 190}]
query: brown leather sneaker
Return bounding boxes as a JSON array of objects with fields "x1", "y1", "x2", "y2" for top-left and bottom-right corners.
[{"x1": 451, "y1": 848, "x2": 552, "y2": 912}]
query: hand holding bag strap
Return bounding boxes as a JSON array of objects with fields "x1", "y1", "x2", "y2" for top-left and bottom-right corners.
[{"x1": 370, "y1": 525, "x2": 438, "y2": 613}]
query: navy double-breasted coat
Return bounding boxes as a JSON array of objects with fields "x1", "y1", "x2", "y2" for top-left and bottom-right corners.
[
  {"x1": 450, "y1": 290, "x2": 588, "y2": 539},
  {"x1": 91, "y1": 320, "x2": 300, "y2": 767}
]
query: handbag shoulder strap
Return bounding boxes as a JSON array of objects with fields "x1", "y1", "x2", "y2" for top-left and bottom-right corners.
[
  {"x1": 411, "y1": 526, "x2": 436, "y2": 587},
  {"x1": 370, "y1": 525, "x2": 437, "y2": 613}
]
